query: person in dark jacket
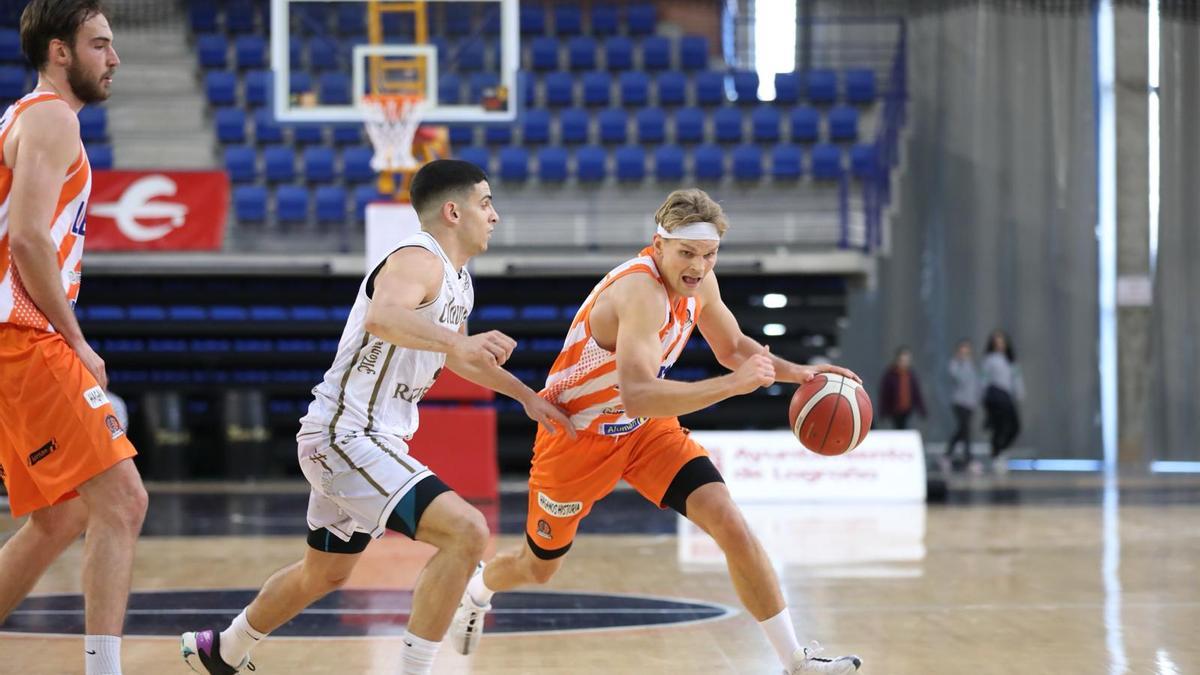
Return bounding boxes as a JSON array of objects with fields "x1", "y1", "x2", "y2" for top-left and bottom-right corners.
[
  {"x1": 880, "y1": 346, "x2": 926, "y2": 429},
  {"x1": 981, "y1": 330, "x2": 1023, "y2": 471}
]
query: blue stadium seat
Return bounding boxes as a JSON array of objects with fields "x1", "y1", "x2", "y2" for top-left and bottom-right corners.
[
  {"x1": 129, "y1": 306, "x2": 167, "y2": 321},
  {"x1": 674, "y1": 106, "x2": 704, "y2": 144},
  {"x1": 354, "y1": 185, "x2": 385, "y2": 221},
  {"x1": 438, "y1": 73, "x2": 461, "y2": 105},
  {"x1": 244, "y1": 70, "x2": 272, "y2": 107},
  {"x1": 254, "y1": 109, "x2": 283, "y2": 144},
  {"x1": 0, "y1": 66, "x2": 24, "y2": 99},
  {"x1": 654, "y1": 145, "x2": 685, "y2": 181},
  {"x1": 293, "y1": 2, "x2": 329, "y2": 33},
  {"x1": 78, "y1": 106, "x2": 107, "y2": 142},
  {"x1": 636, "y1": 107, "x2": 666, "y2": 143},
  {"x1": 337, "y1": 4, "x2": 366, "y2": 34},
  {"x1": 520, "y1": 306, "x2": 558, "y2": 321},
  {"x1": 224, "y1": 146, "x2": 257, "y2": 183},
  {"x1": 485, "y1": 124, "x2": 513, "y2": 145},
  {"x1": 303, "y1": 147, "x2": 335, "y2": 183},
  {"x1": 315, "y1": 186, "x2": 346, "y2": 223},
  {"x1": 168, "y1": 306, "x2": 207, "y2": 321},
  {"x1": 319, "y1": 73, "x2": 351, "y2": 105},
  {"x1": 627, "y1": 4, "x2": 656, "y2": 35},
  {"x1": 713, "y1": 107, "x2": 743, "y2": 143},
  {"x1": 642, "y1": 36, "x2": 670, "y2": 71},
  {"x1": 521, "y1": 5, "x2": 546, "y2": 35},
  {"x1": 86, "y1": 305, "x2": 126, "y2": 321},
  {"x1": 544, "y1": 72, "x2": 574, "y2": 107},
  {"x1": 292, "y1": 124, "x2": 323, "y2": 145},
  {"x1": 568, "y1": 37, "x2": 597, "y2": 71},
  {"x1": 226, "y1": 1, "x2": 257, "y2": 33},
  {"x1": 616, "y1": 72, "x2": 647, "y2": 108},
  {"x1": 211, "y1": 306, "x2": 248, "y2": 322},
  {"x1": 733, "y1": 71, "x2": 759, "y2": 104},
  {"x1": 196, "y1": 34, "x2": 227, "y2": 69},
  {"x1": 790, "y1": 106, "x2": 820, "y2": 142},
  {"x1": 615, "y1": 146, "x2": 645, "y2": 181},
  {"x1": 806, "y1": 69, "x2": 837, "y2": 104},
  {"x1": 234, "y1": 185, "x2": 267, "y2": 222},
  {"x1": 850, "y1": 143, "x2": 877, "y2": 178},
  {"x1": 845, "y1": 68, "x2": 877, "y2": 104},
  {"x1": 459, "y1": 42, "x2": 485, "y2": 71},
  {"x1": 774, "y1": 72, "x2": 799, "y2": 104},
  {"x1": 249, "y1": 306, "x2": 285, "y2": 322},
  {"x1": 276, "y1": 186, "x2": 309, "y2": 224},
  {"x1": 591, "y1": 5, "x2": 618, "y2": 35},
  {"x1": 828, "y1": 105, "x2": 859, "y2": 141},
  {"x1": 214, "y1": 107, "x2": 245, "y2": 144},
  {"x1": 537, "y1": 146, "x2": 568, "y2": 182},
  {"x1": 560, "y1": 108, "x2": 589, "y2": 144},
  {"x1": 598, "y1": 108, "x2": 627, "y2": 144},
  {"x1": 445, "y1": 4, "x2": 473, "y2": 35},
  {"x1": 693, "y1": 144, "x2": 724, "y2": 180},
  {"x1": 679, "y1": 35, "x2": 708, "y2": 71},
  {"x1": 771, "y1": 144, "x2": 803, "y2": 179},
  {"x1": 581, "y1": 71, "x2": 610, "y2": 107},
  {"x1": 343, "y1": 146, "x2": 375, "y2": 182},
  {"x1": 264, "y1": 146, "x2": 296, "y2": 182},
  {"x1": 204, "y1": 71, "x2": 236, "y2": 106},
  {"x1": 308, "y1": 36, "x2": 339, "y2": 71},
  {"x1": 605, "y1": 36, "x2": 633, "y2": 71},
  {"x1": 523, "y1": 109, "x2": 551, "y2": 144},
  {"x1": 85, "y1": 144, "x2": 112, "y2": 170},
  {"x1": 235, "y1": 35, "x2": 266, "y2": 70},
  {"x1": 448, "y1": 124, "x2": 474, "y2": 146},
  {"x1": 752, "y1": 106, "x2": 780, "y2": 143},
  {"x1": 457, "y1": 146, "x2": 490, "y2": 172},
  {"x1": 189, "y1": 1, "x2": 218, "y2": 33},
  {"x1": 656, "y1": 71, "x2": 686, "y2": 106},
  {"x1": 810, "y1": 143, "x2": 843, "y2": 179},
  {"x1": 531, "y1": 37, "x2": 559, "y2": 71},
  {"x1": 555, "y1": 5, "x2": 582, "y2": 35},
  {"x1": 290, "y1": 306, "x2": 329, "y2": 321},
  {"x1": 483, "y1": 8, "x2": 502, "y2": 35},
  {"x1": 576, "y1": 145, "x2": 607, "y2": 182},
  {"x1": 332, "y1": 125, "x2": 361, "y2": 145},
  {"x1": 477, "y1": 305, "x2": 517, "y2": 321},
  {"x1": 732, "y1": 144, "x2": 762, "y2": 180},
  {"x1": 289, "y1": 72, "x2": 312, "y2": 96},
  {"x1": 695, "y1": 71, "x2": 724, "y2": 106},
  {"x1": 469, "y1": 73, "x2": 499, "y2": 103},
  {"x1": 499, "y1": 146, "x2": 529, "y2": 182}
]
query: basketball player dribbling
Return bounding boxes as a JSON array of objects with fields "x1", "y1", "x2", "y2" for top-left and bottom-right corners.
[
  {"x1": 181, "y1": 160, "x2": 575, "y2": 675},
  {"x1": 453, "y1": 189, "x2": 866, "y2": 673},
  {"x1": 0, "y1": 3, "x2": 147, "y2": 675}
]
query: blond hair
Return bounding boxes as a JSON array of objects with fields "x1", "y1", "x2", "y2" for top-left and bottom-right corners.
[{"x1": 653, "y1": 189, "x2": 729, "y2": 237}]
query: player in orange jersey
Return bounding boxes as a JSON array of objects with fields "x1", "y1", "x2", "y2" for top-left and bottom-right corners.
[
  {"x1": 0, "y1": 3, "x2": 146, "y2": 674},
  {"x1": 452, "y1": 189, "x2": 865, "y2": 674}
]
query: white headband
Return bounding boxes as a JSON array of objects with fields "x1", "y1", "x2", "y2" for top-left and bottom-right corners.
[{"x1": 655, "y1": 222, "x2": 722, "y2": 241}]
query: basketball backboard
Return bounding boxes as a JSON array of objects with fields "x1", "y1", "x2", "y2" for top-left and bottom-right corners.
[{"x1": 269, "y1": 0, "x2": 519, "y2": 124}]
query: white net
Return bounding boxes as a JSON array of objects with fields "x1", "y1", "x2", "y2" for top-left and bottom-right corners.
[{"x1": 362, "y1": 95, "x2": 426, "y2": 173}]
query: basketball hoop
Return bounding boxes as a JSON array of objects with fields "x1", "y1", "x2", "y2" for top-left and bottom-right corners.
[{"x1": 362, "y1": 93, "x2": 426, "y2": 174}]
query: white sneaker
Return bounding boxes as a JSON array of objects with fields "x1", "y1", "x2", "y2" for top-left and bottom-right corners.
[
  {"x1": 787, "y1": 643, "x2": 862, "y2": 674},
  {"x1": 449, "y1": 564, "x2": 491, "y2": 655}
]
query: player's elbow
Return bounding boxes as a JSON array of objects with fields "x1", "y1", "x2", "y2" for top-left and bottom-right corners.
[{"x1": 619, "y1": 382, "x2": 653, "y2": 419}]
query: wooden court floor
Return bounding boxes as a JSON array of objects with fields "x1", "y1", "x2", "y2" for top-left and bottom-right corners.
[{"x1": 2, "y1": 474, "x2": 1199, "y2": 674}]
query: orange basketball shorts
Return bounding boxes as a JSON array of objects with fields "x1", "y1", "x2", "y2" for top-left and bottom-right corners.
[
  {"x1": 525, "y1": 416, "x2": 708, "y2": 555},
  {"x1": 0, "y1": 325, "x2": 137, "y2": 517}
]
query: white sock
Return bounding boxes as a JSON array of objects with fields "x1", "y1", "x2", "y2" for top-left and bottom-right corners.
[
  {"x1": 467, "y1": 565, "x2": 495, "y2": 606},
  {"x1": 400, "y1": 631, "x2": 440, "y2": 675},
  {"x1": 759, "y1": 608, "x2": 803, "y2": 667},
  {"x1": 219, "y1": 609, "x2": 267, "y2": 667},
  {"x1": 84, "y1": 635, "x2": 122, "y2": 675}
]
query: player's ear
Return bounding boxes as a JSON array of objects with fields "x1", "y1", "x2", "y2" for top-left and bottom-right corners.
[
  {"x1": 441, "y1": 199, "x2": 459, "y2": 224},
  {"x1": 652, "y1": 236, "x2": 665, "y2": 256}
]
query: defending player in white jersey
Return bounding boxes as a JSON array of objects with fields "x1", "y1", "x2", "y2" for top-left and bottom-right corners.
[{"x1": 181, "y1": 160, "x2": 573, "y2": 675}]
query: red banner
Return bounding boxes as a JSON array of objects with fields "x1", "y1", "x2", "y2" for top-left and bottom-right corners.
[{"x1": 85, "y1": 171, "x2": 228, "y2": 251}]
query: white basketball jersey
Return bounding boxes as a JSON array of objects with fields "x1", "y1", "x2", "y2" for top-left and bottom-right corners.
[{"x1": 299, "y1": 231, "x2": 473, "y2": 441}]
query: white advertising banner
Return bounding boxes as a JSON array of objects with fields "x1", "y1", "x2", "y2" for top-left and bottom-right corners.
[
  {"x1": 365, "y1": 202, "x2": 421, "y2": 271},
  {"x1": 690, "y1": 429, "x2": 927, "y2": 502}
]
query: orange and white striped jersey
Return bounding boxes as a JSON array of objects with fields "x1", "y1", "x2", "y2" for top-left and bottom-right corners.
[
  {"x1": 542, "y1": 246, "x2": 701, "y2": 436},
  {"x1": 0, "y1": 92, "x2": 92, "y2": 332}
]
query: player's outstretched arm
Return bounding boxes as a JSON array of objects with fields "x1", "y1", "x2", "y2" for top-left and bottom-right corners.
[
  {"x1": 446, "y1": 327, "x2": 576, "y2": 439},
  {"x1": 364, "y1": 247, "x2": 513, "y2": 369},
  {"x1": 613, "y1": 274, "x2": 772, "y2": 418},
  {"x1": 696, "y1": 274, "x2": 861, "y2": 385}
]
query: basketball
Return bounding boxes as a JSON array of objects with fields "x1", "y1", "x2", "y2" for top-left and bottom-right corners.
[{"x1": 788, "y1": 373, "x2": 873, "y2": 456}]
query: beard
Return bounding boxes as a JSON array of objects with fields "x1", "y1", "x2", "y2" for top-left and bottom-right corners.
[{"x1": 66, "y1": 58, "x2": 110, "y2": 104}]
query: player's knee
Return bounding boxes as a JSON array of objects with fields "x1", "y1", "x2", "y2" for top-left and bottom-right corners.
[
  {"x1": 30, "y1": 504, "x2": 88, "y2": 543},
  {"x1": 699, "y1": 503, "x2": 752, "y2": 548},
  {"x1": 457, "y1": 509, "x2": 489, "y2": 562},
  {"x1": 306, "y1": 565, "x2": 352, "y2": 594},
  {"x1": 91, "y1": 480, "x2": 148, "y2": 535}
]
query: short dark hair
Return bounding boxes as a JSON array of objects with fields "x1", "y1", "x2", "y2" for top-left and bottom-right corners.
[
  {"x1": 409, "y1": 159, "x2": 488, "y2": 219},
  {"x1": 20, "y1": 0, "x2": 106, "y2": 71}
]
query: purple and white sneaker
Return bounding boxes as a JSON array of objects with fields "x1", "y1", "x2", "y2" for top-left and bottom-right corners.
[{"x1": 180, "y1": 629, "x2": 253, "y2": 673}]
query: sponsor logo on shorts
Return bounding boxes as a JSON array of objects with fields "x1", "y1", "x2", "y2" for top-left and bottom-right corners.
[
  {"x1": 538, "y1": 492, "x2": 582, "y2": 518},
  {"x1": 536, "y1": 519, "x2": 553, "y2": 540},
  {"x1": 104, "y1": 414, "x2": 125, "y2": 440},
  {"x1": 601, "y1": 418, "x2": 646, "y2": 436},
  {"x1": 83, "y1": 386, "x2": 109, "y2": 409},
  {"x1": 28, "y1": 439, "x2": 57, "y2": 466}
]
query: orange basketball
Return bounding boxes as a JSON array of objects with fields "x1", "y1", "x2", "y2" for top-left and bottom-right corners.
[{"x1": 788, "y1": 373, "x2": 873, "y2": 456}]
